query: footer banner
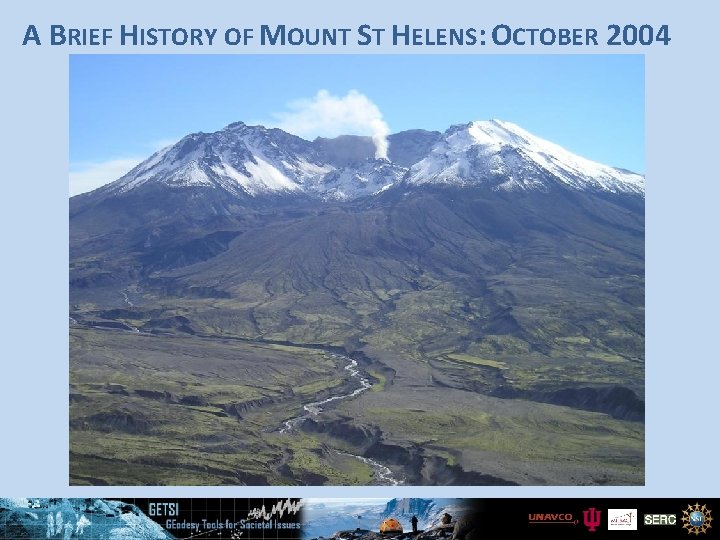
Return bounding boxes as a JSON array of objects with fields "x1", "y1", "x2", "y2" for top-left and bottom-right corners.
[{"x1": 0, "y1": 498, "x2": 715, "y2": 538}]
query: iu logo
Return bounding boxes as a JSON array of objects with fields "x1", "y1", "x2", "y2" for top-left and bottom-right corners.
[{"x1": 583, "y1": 508, "x2": 602, "y2": 532}]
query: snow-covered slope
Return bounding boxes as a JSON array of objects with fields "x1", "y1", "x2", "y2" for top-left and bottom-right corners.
[
  {"x1": 86, "y1": 119, "x2": 644, "y2": 203},
  {"x1": 408, "y1": 120, "x2": 644, "y2": 195},
  {"x1": 100, "y1": 122, "x2": 330, "y2": 198},
  {"x1": 309, "y1": 159, "x2": 405, "y2": 200}
]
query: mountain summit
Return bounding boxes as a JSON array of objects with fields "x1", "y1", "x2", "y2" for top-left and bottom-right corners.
[
  {"x1": 70, "y1": 118, "x2": 644, "y2": 368},
  {"x1": 408, "y1": 120, "x2": 644, "y2": 195},
  {"x1": 75, "y1": 120, "x2": 643, "y2": 204},
  {"x1": 70, "y1": 118, "x2": 644, "y2": 486}
]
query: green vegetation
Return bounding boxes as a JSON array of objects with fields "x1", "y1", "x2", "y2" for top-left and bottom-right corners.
[
  {"x1": 70, "y1": 328, "x2": 377, "y2": 486},
  {"x1": 368, "y1": 369, "x2": 387, "y2": 392},
  {"x1": 337, "y1": 387, "x2": 643, "y2": 485},
  {"x1": 70, "y1": 188, "x2": 644, "y2": 485}
]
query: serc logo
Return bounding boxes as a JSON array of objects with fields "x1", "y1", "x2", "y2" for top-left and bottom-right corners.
[
  {"x1": 682, "y1": 503, "x2": 713, "y2": 535},
  {"x1": 583, "y1": 508, "x2": 602, "y2": 533}
]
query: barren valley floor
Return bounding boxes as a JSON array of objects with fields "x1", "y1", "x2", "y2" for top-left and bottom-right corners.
[{"x1": 70, "y1": 326, "x2": 643, "y2": 486}]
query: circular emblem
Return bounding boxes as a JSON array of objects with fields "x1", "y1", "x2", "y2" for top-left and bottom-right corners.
[{"x1": 682, "y1": 503, "x2": 713, "y2": 535}]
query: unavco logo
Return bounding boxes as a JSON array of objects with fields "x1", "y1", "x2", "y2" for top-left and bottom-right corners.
[{"x1": 528, "y1": 512, "x2": 579, "y2": 526}]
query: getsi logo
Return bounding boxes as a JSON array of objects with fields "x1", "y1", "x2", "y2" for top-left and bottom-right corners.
[
  {"x1": 682, "y1": 503, "x2": 713, "y2": 535},
  {"x1": 583, "y1": 508, "x2": 602, "y2": 533},
  {"x1": 608, "y1": 509, "x2": 637, "y2": 531}
]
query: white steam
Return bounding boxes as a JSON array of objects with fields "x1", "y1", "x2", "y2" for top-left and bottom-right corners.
[
  {"x1": 269, "y1": 90, "x2": 390, "y2": 159},
  {"x1": 369, "y1": 117, "x2": 390, "y2": 160}
]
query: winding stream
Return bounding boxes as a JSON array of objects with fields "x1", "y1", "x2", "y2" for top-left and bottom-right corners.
[
  {"x1": 277, "y1": 354, "x2": 403, "y2": 485},
  {"x1": 71, "y1": 320, "x2": 402, "y2": 483},
  {"x1": 121, "y1": 290, "x2": 134, "y2": 307},
  {"x1": 280, "y1": 354, "x2": 371, "y2": 433},
  {"x1": 336, "y1": 451, "x2": 404, "y2": 486}
]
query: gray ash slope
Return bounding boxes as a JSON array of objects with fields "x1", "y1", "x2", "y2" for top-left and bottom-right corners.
[{"x1": 70, "y1": 119, "x2": 644, "y2": 418}]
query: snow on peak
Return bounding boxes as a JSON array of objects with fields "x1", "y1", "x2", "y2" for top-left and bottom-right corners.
[
  {"x1": 467, "y1": 119, "x2": 535, "y2": 147},
  {"x1": 92, "y1": 120, "x2": 643, "y2": 201},
  {"x1": 103, "y1": 125, "x2": 323, "y2": 198},
  {"x1": 307, "y1": 159, "x2": 405, "y2": 201},
  {"x1": 410, "y1": 119, "x2": 644, "y2": 195}
]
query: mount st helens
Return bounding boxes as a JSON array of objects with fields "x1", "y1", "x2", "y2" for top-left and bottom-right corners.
[{"x1": 70, "y1": 119, "x2": 644, "y2": 486}]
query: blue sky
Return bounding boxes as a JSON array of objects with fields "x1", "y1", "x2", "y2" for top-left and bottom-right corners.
[{"x1": 70, "y1": 54, "x2": 644, "y2": 195}]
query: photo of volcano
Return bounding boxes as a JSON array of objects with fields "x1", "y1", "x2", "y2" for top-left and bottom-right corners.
[{"x1": 69, "y1": 55, "x2": 644, "y2": 486}]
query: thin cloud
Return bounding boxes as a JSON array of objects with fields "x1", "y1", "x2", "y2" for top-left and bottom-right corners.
[
  {"x1": 69, "y1": 139, "x2": 177, "y2": 197},
  {"x1": 268, "y1": 90, "x2": 391, "y2": 159},
  {"x1": 69, "y1": 157, "x2": 142, "y2": 197}
]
